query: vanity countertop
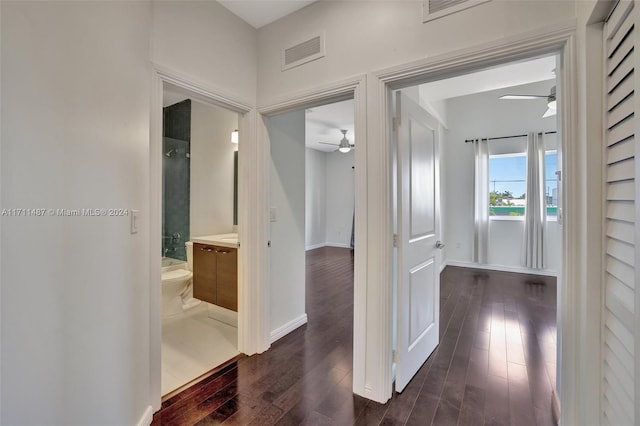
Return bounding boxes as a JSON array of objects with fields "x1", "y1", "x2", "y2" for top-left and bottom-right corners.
[{"x1": 191, "y1": 233, "x2": 238, "y2": 249}]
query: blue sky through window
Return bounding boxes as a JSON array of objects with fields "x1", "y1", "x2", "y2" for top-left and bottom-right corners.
[{"x1": 489, "y1": 152, "x2": 558, "y2": 203}]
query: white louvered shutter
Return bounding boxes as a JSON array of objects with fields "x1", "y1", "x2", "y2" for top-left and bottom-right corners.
[{"x1": 603, "y1": 1, "x2": 639, "y2": 425}]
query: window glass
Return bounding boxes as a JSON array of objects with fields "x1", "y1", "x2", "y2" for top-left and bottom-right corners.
[
  {"x1": 488, "y1": 151, "x2": 558, "y2": 219},
  {"x1": 489, "y1": 154, "x2": 526, "y2": 217}
]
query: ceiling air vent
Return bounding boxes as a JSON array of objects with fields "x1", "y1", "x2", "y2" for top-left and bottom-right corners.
[
  {"x1": 423, "y1": 0, "x2": 491, "y2": 23},
  {"x1": 282, "y1": 32, "x2": 325, "y2": 71}
]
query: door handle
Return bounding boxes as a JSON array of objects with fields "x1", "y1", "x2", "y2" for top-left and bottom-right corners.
[{"x1": 435, "y1": 241, "x2": 445, "y2": 249}]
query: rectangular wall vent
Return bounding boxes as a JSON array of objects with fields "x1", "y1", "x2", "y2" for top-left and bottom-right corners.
[
  {"x1": 423, "y1": 0, "x2": 491, "y2": 23},
  {"x1": 282, "y1": 32, "x2": 325, "y2": 71}
]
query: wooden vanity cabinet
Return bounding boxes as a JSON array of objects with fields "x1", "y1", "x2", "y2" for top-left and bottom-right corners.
[{"x1": 193, "y1": 243, "x2": 238, "y2": 312}]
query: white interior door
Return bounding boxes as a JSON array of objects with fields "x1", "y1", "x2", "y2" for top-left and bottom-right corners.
[{"x1": 395, "y1": 91, "x2": 441, "y2": 393}]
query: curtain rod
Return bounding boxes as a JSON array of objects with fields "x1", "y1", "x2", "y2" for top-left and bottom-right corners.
[{"x1": 464, "y1": 131, "x2": 557, "y2": 143}]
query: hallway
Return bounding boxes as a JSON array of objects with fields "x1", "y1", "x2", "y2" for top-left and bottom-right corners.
[{"x1": 152, "y1": 249, "x2": 556, "y2": 425}]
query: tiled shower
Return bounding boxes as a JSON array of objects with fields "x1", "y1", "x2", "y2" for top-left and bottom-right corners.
[{"x1": 162, "y1": 100, "x2": 190, "y2": 261}]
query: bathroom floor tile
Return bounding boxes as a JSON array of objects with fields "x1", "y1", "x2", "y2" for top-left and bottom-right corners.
[{"x1": 162, "y1": 303, "x2": 239, "y2": 396}]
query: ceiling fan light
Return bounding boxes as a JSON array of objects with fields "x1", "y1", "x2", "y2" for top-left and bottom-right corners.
[
  {"x1": 337, "y1": 129, "x2": 351, "y2": 153},
  {"x1": 547, "y1": 99, "x2": 557, "y2": 110}
]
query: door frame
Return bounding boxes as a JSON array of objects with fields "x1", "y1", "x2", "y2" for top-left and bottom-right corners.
[
  {"x1": 257, "y1": 74, "x2": 369, "y2": 398},
  {"x1": 149, "y1": 64, "x2": 262, "y2": 411},
  {"x1": 367, "y1": 22, "x2": 591, "y2": 423}
]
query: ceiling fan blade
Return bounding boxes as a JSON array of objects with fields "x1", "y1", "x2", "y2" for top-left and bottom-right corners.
[
  {"x1": 318, "y1": 141, "x2": 339, "y2": 146},
  {"x1": 499, "y1": 94, "x2": 547, "y2": 100}
]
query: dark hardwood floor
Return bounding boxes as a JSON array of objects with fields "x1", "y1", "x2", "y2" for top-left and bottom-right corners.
[{"x1": 152, "y1": 247, "x2": 557, "y2": 425}]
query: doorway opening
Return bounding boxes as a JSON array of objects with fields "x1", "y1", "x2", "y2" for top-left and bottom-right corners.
[
  {"x1": 390, "y1": 52, "x2": 563, "y2": 423},
  {"x1": 160, "y1": 82, "x2": 242, "y2": 398},
  {"x1": 266, "y1": 97, "x2": 356, "y2": 376}
]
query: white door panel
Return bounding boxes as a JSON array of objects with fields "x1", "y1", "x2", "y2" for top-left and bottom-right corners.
[{"x1": 395, "y1": 91, "x2": 440, "y2": 393}]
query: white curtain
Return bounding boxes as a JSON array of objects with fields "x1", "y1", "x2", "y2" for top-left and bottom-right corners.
[
  {"x1": 473, "y1": 139, "x2": 489, "y2": 264},
  {"x1": 523, "y1": 132, "x2": 546, "y2": 269}
]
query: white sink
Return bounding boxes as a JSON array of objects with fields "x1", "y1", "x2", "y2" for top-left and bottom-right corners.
[{"x1": 191, "y1": 233, "x2": 238, "y2": 248}]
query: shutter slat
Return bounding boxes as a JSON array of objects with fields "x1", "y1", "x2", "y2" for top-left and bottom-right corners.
[
  {"x1": 605, "y1": 311, "x2": 635, "y2": 355},
  {"x1": 606, "y1": 200, "x2": 635, "y2": 222},
  {"x1": 606, "y1": 256, "x2": 635, "y2": 290},
  {"x1": 607, "y1": 114, "x2": 635, "y2": 146},
  {"x1": 606, "y1": 237, "x2": 635, "y2": 266},
  {"x1": 605, "y1": 349, "x2": 635, "y2": 400},
  {"x1": 603, "y1": 381, "x2": 635, "y2": 426},
  {"x1": 605, "y1": 331, "x2": 635, "y2": 377},
  {"x1": 608, "y1": 50, "x2": 634, "y2": 93},
  {"x1": 607, "y1": 180, "x2": 635, "y2": 201},
  {"x1": 608, "y1": 4, "x2": 635, "y2": 55},
  {"x1": 607, "y1": 158, "x2": 635, "y2": 181},
  {"x1": 608, "y1": 71, "x2": 634, "y2": 111},
  {"x1": 608, "y1": 94, "x2": 634, "y2": 129},
  {"x1": 607, "y1": 137, "x2": 635, "y2": 163},
  {"x1": 606, "y1": 0, "x2": 634, "y2": 41},
  {"x1": 608, "y1": 30, "x2": 634, "y2": 75},
  {"x1": 605, "y1": 286, "x2": 635, "y2": 331},
  {"x1": 606, "y1": 219, "x2": 635, "y2": 245}
]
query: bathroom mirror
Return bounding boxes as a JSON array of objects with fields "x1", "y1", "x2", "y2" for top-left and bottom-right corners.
[{"x1": 233, "y1": 151, "x2": 238, "y2": 226}]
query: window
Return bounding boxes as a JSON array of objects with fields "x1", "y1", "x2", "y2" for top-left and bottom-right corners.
[
  {"x1": 488, "y1": 150, "x2": 558, "y2": 220},
  {"x1": 489, "y1": 153, "x2": 526, "y2": 217}
]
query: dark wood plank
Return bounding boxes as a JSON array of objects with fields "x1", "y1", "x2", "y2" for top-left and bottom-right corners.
[{"x1": 153, "y1": 258, "x2": 557, "y2": 426}]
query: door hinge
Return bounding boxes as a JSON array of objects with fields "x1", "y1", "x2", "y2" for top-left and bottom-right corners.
[
  {"x1": 393, "y1": 234, "x2": 398, "y2": 247},
  {"x1": 555, "y1": 170, "x2": 561, "y2": 181},
  {"x1": 237, "y1": 241, "x2": 240, "y2": 249}
]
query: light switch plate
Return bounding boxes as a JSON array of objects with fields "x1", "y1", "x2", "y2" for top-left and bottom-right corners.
[{"x1": 131, "y1": 210, "x2": 140, "y2": 234}]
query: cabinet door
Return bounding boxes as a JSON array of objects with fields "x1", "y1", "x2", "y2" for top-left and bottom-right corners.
[
  {"x1": 193, "y1": 243, "x2": 217, "y2": 305},
  {"x1": 216, "y1": 248, "x2": 238, "y2": 311}
]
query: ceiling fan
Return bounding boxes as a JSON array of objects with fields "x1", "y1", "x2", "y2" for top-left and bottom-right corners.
[
  {"x1": 499, "y1": 85, "x2": 557, "y2": 118},
  {"x1": 319, "y1": 129, "x2": 355, "y2": 153}
]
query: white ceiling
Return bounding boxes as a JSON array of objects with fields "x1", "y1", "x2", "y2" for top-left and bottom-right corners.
[
  {"x1": 306, "y1": 99, "x2": 355, "y2": 152},
  {"x1": 305, "y1": 56, "x2": 555, "y2": 153},
  {"x1": 418, "y1": 56, "x2": 556, "y2": 101},
  {"x1": 217, "y1": 0, "x2": 316, "y2": 29}
]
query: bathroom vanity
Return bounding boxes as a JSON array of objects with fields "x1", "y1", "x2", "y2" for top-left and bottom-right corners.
[{"x1": 192, "y1": 234, "x2": 238, "y2": 312}]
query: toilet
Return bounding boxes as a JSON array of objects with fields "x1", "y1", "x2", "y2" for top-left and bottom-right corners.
[{"x1": 161, "y1": 241, "x2": 200, "y2": 317}]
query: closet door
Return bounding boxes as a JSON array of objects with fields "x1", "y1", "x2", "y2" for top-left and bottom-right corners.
[{"x1": 603, "y1": 2, "x2": 638, "y2": 425}]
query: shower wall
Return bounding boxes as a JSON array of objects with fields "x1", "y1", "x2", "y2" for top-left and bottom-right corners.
[{"x1": 162, "y1": 99, "x2": 191, "y2": 261}]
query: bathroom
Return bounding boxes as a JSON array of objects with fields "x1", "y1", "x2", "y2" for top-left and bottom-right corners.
[{"x1": 160, "y1": 83, "x2": 240, "y2": 397}]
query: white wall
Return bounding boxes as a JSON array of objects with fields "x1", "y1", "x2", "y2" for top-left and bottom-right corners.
[
  {"x1": 256, "y1": 1, "x2": 575, "y2": 103},
  {"x1": 151, "y1": 1, "x2": 257, "y2": 103},
  {"x1": 305, "y1": 148, "x2": 326, "y2": 249},
  {"x1": 190, "y1": 100, "x2": 238, "y2": 238},
  {"x1": 441, "y1": 79, "x2": 560, "y2": 272},
  {"x1": 304, "y1": 148, "x2": 355, "y2": 249},
  {"x1": 1, "y1": 2, "x2": 151, "y2": 424},
  {"x1": 268, "y1": 111, "x2": 306, "y2": 334},
  {"x1": 325, "y1": 150, "x2": 355, "y2": 247}
]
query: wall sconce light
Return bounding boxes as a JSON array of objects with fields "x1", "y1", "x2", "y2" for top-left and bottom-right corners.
[{"x1": 231, "y1": 129, "x2": 239, "y2": 144}]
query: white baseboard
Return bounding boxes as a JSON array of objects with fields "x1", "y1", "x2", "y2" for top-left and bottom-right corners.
[
  {"x1": 305, "y1": 242, "x2": 326, "y2": 251},
  {"x1": 444, "y1": 260, "x2": 557, "y2": 277},
  {"x1": 136, "y1": 405, "x2": 153, "y2": 426},
  {"x1": 270, "y1": 314, "x2": 308, "y2": 343},
  {"x1": 439, "y1": 260, "x2": 448, "y2": 274}
]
